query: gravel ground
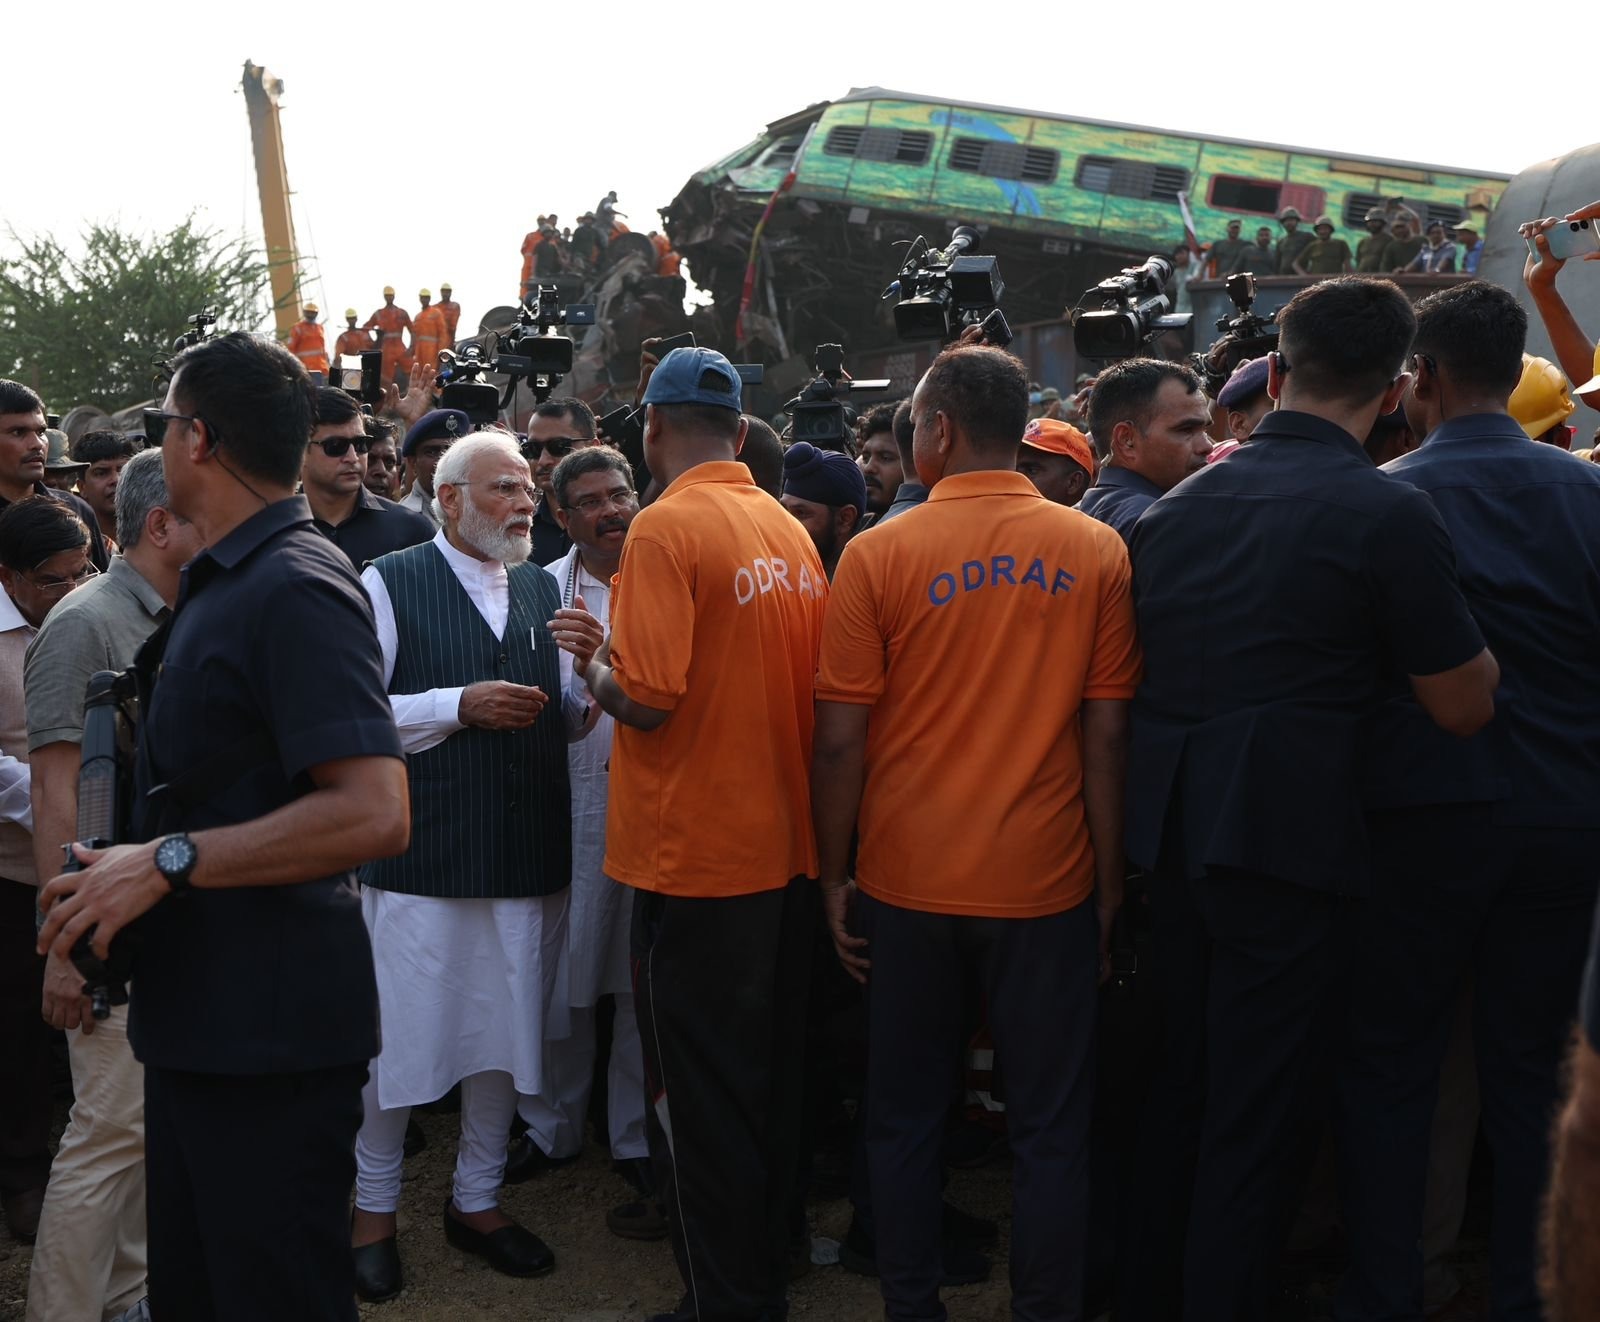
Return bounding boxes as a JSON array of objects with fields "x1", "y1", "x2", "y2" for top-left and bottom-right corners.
[{"x1": 0, "y1": 1108, "x2": 1018, "y2": 1322}]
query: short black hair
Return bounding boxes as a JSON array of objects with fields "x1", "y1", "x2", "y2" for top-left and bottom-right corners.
[
  {"x1": 739, "y1": 415, "x2": 783, "y2": 498},
  {"x1": 858, "y1": 401, "x2": 901, "y2": 444},
  {"x1": 652, "y1": 402, "x2": 742, "y2": 443},
  {"x1": 532, "y1": 398, "x2": 596, "y2": 438},
  {"x1": 1087, "y1": 358, "x2": 1204, "y2": 449},
  {"x1": 551, "y1": 444, "x2": 634, "y2": 508},
  {"x1": 1276, "y1": 277, "x2": 1415, "y2": 406},
  {"x1": 0, "y1": 380, "x2": 44, "y2": 418},
  {"x1": 315, "y1": 386, "x2": 363, "y2": 428},
  {"x1": 918, "y1": 345, "x2": 1029, "y2": 453},
  {"x1": 1412, "y1": 280, "x2": 1526, "y2": 399},
  {"x1": 71, "y1": 429, "x2": 138, "y2": 466},
  {"x1": 892, "y1": 399, "x2": 914, "y2": 471},
  {"x1": 0, "y1": 496, "x2": 89, "y2": 572},
  {"x1": 364, "y1": 414, "x2": 398, "y2": 445},
  {"x1": 171, "y1": 332, "x2": 315, "y2": 486}
]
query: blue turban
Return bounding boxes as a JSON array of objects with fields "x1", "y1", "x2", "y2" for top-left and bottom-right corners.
[{"x1": 781, "y1": 442, "x2": 867, "y2": 516}]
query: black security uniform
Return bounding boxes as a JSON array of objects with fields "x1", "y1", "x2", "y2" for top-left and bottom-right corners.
[
  {"x1": 1337, "y1": 415, "x2": 1600, "y2": 1322},
  {"x1": 530, "y1": 498, "x2": 572, "y2": 565},
  {"x1": 1078, "y1": 466, "x2": 1164, "y2": 545},
  {"x1": 1119, "y1": 411, "x2": 1485, "y2": 1322},
  {"x1": 129, "y1": 497, "x2": 403, "y2": 1321},
  {"x1": 310, "y1": 485, "x2": 434, "y2": 571}
]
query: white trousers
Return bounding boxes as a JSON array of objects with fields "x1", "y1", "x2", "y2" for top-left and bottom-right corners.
[
  {"x1": 355, "y1": 1069, "x2": 517, "y2": 1215},
  {"x1": 26, "y1": 1006, "x2": 147, "y2": 1322},
  {"x1": 517, "y1": 995, "x2": 648, "y2": 1161}
]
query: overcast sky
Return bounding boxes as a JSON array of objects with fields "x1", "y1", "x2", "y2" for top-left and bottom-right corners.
[{"x1": 8, "y1": 4, "x2": 1585, "y2": 344}]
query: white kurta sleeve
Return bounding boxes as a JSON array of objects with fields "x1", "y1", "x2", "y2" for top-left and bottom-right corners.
[
  {"x1": 0, "y1": 749, "x2": 33, "y2": 832},
  {"x1": 361, "y1": 564, "x2": 467, "y2": 756}
]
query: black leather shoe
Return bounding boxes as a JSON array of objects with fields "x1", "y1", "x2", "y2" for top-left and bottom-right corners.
[
  {"x1": 611, "y1": 1156, "x2": 655, "y2": 1199},
  {"x1": 441, "y1": 1200, "x2": 555, "y2": 1277},
  {"x1": 352, "y1": 1235, "x2": 403, "y2": 1303},
  {"x1": 502, "y1": 1134, "x2": 578, "y2": 1185}
]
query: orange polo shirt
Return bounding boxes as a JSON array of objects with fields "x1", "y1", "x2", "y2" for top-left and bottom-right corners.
[
  {"x1": 816, "y1": 469, "x2": 1142, "y2": 918},
  {"x1": 605, "y1": 461, "x2": 829, "y2": 897}
]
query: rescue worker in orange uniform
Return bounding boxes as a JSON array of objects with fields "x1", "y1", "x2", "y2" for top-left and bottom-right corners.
[
  {"x1": 286, "y1": 301, "x2": 330, "y2": 385},
  {"x1": 411, "y1": 290, "x2": 449, "y2": 382},
  {"x1": 649, "y1": 231, "x2": 682, "y2": 278},
  {"x1": 363, "y1": 287, "x2": 413, "y2": 388},
  {"x1": 334, "y1": 308, "x2": 374, "y2": 361},
  {"x1": 436, "y1": 285, "x2": 461, "y2": 343}
]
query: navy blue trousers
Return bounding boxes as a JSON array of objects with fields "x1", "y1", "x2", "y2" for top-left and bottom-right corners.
[
  {"x1": 860, "y1": 892, "x2": 1098, "y2": 1322},
  {"x1": 1335, "y1": 808, "x2": 1600, "y2": 1322}
]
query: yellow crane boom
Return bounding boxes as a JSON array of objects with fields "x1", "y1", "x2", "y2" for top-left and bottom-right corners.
[{"x1": 241, "y1": 60, "x2": 302, "y2": 341}]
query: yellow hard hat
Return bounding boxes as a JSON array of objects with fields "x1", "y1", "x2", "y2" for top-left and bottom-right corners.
[
  {"x1": 440, "y1": 282, "x2": 452, "y2": 292},
  {"x1": 419, "y1": 288, "x2": 431, "y2": 299},
  {"x1": 1508, "y1": 354, "x2": 1576, "y2": 438},
  {"x1": 382, "y1": 285, "x2": 395, "y2": 297},
  {"x1": 302, "y1": 300, "x2": 319, "y2": 314},
  {"x1": 344, "y1": 307, "x2": 358, "y2": 319}
]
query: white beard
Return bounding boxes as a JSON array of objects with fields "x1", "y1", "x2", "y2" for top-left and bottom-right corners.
[{"x1": 458, "y1": 494, "x2": 532, "y2": 564}]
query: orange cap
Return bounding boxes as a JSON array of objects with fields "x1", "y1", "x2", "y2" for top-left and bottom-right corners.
[{"x1": 1021, "y1": 418, "x2": 1095, "y2": 474}]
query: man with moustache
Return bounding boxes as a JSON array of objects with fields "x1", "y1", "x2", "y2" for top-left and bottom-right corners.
[
  {"x1": 513, "y1": 447, "x2": 652, "y2": 1205},
  {"x1": 350, "y1": 432, "x2": 598, "y2": 1298},
  {"x1": 856, "y1": 404, "x2": 904, "y2": 528},
  {"x1": 363, "y1": 418, "x2": 402, "y2": 501}
]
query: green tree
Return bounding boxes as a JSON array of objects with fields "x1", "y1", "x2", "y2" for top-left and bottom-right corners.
[{"x1": 0, "y1": 215, "x2": 274, "y2": 413}]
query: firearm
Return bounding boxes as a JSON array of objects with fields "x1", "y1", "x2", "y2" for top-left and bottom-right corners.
[{"x1": 64, "y1": 670, "x2": 140, "y2": 1020}]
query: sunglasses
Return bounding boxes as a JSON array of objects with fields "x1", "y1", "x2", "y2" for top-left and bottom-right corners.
[
  {"x1": 309, "y1": 437, "x2": 371, "y2": 458},
  {"x1": 520, "y1": 438, "x2": 585, "y2": 461}
]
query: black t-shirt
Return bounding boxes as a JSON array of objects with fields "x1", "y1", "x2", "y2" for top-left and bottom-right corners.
[
  {"x1": 1370, "y1": 414, "x2": 1600, "y2": 824},
  {"x1": 311, "y1": 486, "x2": 435, "y2": 572},
  {"x1": 128, "y1": 497, "x2": 403, "y2": 1075},
  {"x1": 1126, "y1": 411, "x2": 1485, "y2": 892}
]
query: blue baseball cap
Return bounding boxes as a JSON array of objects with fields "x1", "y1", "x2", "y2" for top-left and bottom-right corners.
[
  {"x1": 642, "y1": 347, "x2": 742, "y2": 412},
  {"x1": 403, "y1": 408, "x2": 471, "y2": 457}
]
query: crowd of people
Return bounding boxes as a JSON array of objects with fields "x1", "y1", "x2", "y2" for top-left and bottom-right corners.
[
  {"x1": 519, "y1": 193, "x2": 682, "y2": 298},
  {"x1": 1183, "y1": 200, "x2": 1485, "y2": 287},
  {"x1": 1, "y1": 201, "x2": 1599, "y2": 1322}
]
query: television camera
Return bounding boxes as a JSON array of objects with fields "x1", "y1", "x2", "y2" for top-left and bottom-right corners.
[{"x1": 882, "y1": 226, "x2": 1013, "y2": 349}]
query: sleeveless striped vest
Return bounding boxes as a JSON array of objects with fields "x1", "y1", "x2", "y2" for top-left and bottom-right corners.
[{"x1": 362, "y1": 543, "x2": 571, "y2": 899}]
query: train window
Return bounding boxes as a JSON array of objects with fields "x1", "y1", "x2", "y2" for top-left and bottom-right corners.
[
  {"x1": 1209, "y1": 176, "x2": 1282, "y2": 214},
  {"x1": 823, "y1": 125, "x2": 933, "y2": 166},
  {"x1": 1345, "y1": 192, "x2": 1466, "y2": 230},
  {"x1": 948, "y1": 138, "x2": 1060, "y2": 184},
  {"x1": 759, "y1": 137, "x2": 804, "y2": 171},
  {"x1": 1075, "y1": 155, "x2": 1190, "y2": 201}
]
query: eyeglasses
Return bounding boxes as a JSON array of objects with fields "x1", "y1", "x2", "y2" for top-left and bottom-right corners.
[
  {"x1": 308, "y1": 437, "x2": 371, "y2": 458},
  {"x1": 462, "y1": 478, "x2": 540, "y2": 502},
  {"x1": 564, "y1": 488, "x2": 638, "y2": 515},
  {"x1": 520, "y1": 438, "x2": 586, "y2": 461},
  {"x1": 26, "y1": 562, "x2": 98, "y2": 596}
]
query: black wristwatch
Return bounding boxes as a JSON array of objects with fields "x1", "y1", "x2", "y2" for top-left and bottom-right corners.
[{"x1": 154, "y1": 833, "x2": 198, "y2": 895}]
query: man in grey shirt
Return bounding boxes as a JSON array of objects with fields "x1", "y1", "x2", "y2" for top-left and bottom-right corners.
[{"x1": 23, "y1": 449, "x2": 202, "y2": 1322}]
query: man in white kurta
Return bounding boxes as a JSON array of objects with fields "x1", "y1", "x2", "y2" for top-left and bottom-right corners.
[
  {"x1": 516, "y1": 446, "x2": 649, "y2": 1186},
  {"x1": 350, "y1": 433, "x2": 598, "y2": 1296}
]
